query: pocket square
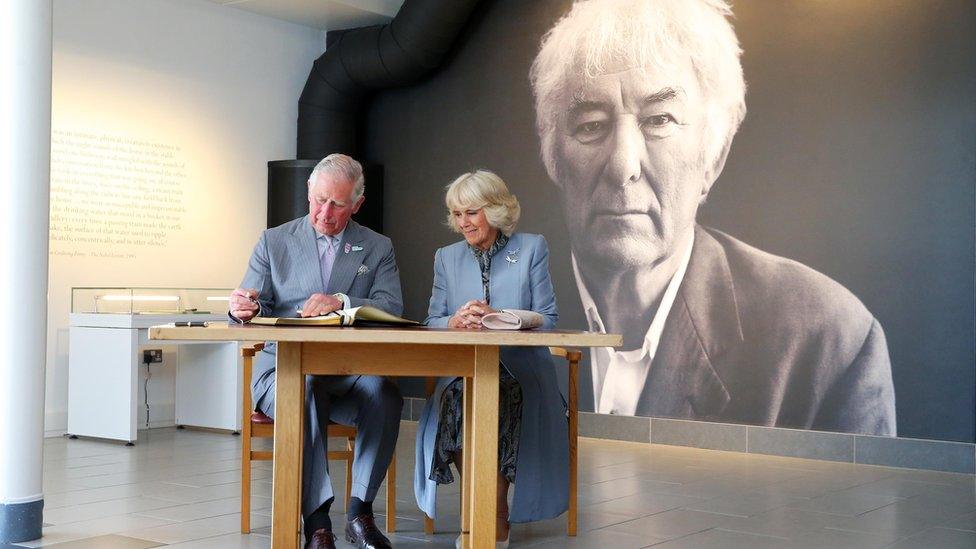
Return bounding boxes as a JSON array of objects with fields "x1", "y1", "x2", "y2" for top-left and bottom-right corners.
[{"x1": 357, "y1": 264, "x2": 369, "y2": 276}]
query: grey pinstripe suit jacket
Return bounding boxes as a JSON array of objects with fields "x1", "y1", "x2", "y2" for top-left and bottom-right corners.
[{"x1": 239, "y1": 216, "x2": 403, "y2": 411}]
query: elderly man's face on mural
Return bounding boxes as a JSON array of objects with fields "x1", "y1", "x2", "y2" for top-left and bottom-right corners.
[{"x1": 552, "y1": 61, "x2": 714, "y2": 268}]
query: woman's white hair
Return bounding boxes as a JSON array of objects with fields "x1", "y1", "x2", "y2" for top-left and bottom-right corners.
[
  {"x1": 444, "y1": 170, "x2": 521, "y2": 237},
  {"x1": 308, "y1": 153, "x2": 365, "y2": 201},
  {"x1": 529, "y1": 0, "x2": 747, "y2": 180}
]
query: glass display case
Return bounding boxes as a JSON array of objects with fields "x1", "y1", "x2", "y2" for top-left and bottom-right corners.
[{"x1": 71, "y1": 287, "x2": 233, "y2": 315}]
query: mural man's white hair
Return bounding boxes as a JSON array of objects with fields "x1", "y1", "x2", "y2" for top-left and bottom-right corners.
[
  {"x1": 308, "y1": 153, "x2": 366, "y2": 201},
  {"x1": 529, "y1": 0, "x2": 747, "y2": 182}
]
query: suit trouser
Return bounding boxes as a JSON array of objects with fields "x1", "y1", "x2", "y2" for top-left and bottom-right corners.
[{"x1": 256, "y1": 372, "x2": 403, "y2": 518}]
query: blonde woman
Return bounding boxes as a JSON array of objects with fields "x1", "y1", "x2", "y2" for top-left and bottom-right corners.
[{"x1": 413, "y1": 170, "x2": 567, "y2": 546}]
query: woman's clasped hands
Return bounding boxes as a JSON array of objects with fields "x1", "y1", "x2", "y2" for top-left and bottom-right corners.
[{"x1": 448, "y1": 299, "x2": 498, "y2": 329}]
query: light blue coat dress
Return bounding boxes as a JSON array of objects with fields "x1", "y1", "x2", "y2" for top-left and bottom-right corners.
[{"x1": 413, "y1": 232, "x2": 569, "y2": 523}]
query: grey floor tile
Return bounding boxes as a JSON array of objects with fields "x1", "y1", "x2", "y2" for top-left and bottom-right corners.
[
  {"x1": 129, "y1": 480, "x2": 245, "y2": 504},
  {"x1": 514, "y1": 509, "x2": 636, "y2": 536},
  {"x1": 610, "y1": 509, "x2": 736, "y2": 540},
  {"x1": 683, "y1": 492, "x2": 808, "y2": 518},
  {"x1": 940, "y1": 510, "x2": 976, "y2": 532},
  {"x1": 630, "y1": 467, "x2": 717, "y2": 485},
  {"x1": 15, "y1": 535, "x2": 162, "y2": 549},
  {"x1": 905, "y1": 485, "x2": 976, "y2": 511},
  {"x1": 884, "y1": 526, "x2": 976, "y2": 549},
  {"x1": 892, "y1": 468, "x2": 976, "y2": 486},
  {"x1": 649, "y1": 528, "x2": 789, "y2": 548},
  {"x1": 13, "y1": 514, "x2": 177, "y2": 548},
  {"x1": 578, "y1": 477, "x2": 683, "y2": 506},
  {"x1": 585, "y1": 492, "x2": 706, "y2": 519},
  {"x1": 522, "y1": 527, "x2": 663, "y2": 548},
  {"x1": 43, "y1": 497, "x2": 183, "y2": 525},
  {"x1": 133, "y1": 495, "x2": 267, "y2": 522},
  {"x1": 176, "y1": 468, "x2": 271, "y2": 487},
  {"x1": 788, "y1": 527, "x2": 898, "y2": 549},
  {"x1": 644, "y1": 477, "x2": 766, "y2": 499},
  {"x1": 163, "y1": 532, "x2": 271, "y2": 548},
  {"x1": 786, "y1": 491, "x2": 904, "y2": 517},
  {"x1": 716, "y1": 508, "x2": 849, "y2": 540},
  {"x1": 44, "y1": 485, "x2": 147, "y2": 509},
  {"x1": 831, "y1": 476, "x2": 949, "y2": 499},
  {"x1": 826, "y1": 498, "x2": 967, "y2": 538},
  {"x1": 123, "y1": 512, "x2": 270, "y2": 545}
]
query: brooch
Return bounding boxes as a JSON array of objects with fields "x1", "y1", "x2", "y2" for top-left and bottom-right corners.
[{"x1": 505, "y1": 248, "x2": 520, "y2": 265}]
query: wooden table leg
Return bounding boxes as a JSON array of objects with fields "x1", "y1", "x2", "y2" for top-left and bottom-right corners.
[
  {"x1": 469, "y1": 345, "x2": 499, "y2": 549},
  {"x1": 272, "y1": 342, "x2": 303, "y2": 549}
]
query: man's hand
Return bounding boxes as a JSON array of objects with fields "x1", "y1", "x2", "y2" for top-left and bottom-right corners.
[
  {"x1": 230, "y1": 288, "x2": 260, "y2": 322},
  {"x1": 299, "y1": 293, "x2": 343, "y2": 318},
  {"x1": 448, "y1": 300, "x2": 497, "y2": 329}
]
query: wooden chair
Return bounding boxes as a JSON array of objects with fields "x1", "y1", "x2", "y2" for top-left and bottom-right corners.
[
  {"x1": 240, "y1": 343, "x2": 397, "y2": 534},
  {"x1": 422, "y1": 346, "x2": 582, "y2": 536}
]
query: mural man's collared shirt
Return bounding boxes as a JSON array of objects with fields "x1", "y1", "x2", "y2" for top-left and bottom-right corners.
[{"x1": 572, "y1": 232, "x2": 694, "y2": 416}]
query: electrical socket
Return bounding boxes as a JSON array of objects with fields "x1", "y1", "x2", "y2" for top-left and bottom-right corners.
[{"x1": 143, "y1": 349, "x2": 163, "y2": 364}]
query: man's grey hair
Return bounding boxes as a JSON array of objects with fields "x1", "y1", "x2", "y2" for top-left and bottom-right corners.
[
  {"x1": 308, "y1": 153, "x2": 365, "y2": 201},
  {"x1": 529, "y1": 0, "x2": 747, "y2": 181}
]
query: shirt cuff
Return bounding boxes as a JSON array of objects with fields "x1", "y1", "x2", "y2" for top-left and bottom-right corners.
[{"x1": 333, "y1": 292, "x2": 350, "y2": 310}]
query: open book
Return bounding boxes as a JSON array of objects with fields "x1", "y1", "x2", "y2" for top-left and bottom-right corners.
[
  {"x1": 480, "y1": 309, "x2": 544, "y2": 330},
  {"x1": 249, "y1": 305, "x2": 418, "y2": 327}
]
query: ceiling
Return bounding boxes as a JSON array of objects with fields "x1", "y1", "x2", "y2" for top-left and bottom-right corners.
[{"x1": 207, "y1": 0, "x2": 406, "y2": 31}]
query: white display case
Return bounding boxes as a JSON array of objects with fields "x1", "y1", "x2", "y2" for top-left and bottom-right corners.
[
  {"x1": 67, "y1": 287, "x2": 242, "y2": 444},
  {"x1": 71, "y1": 286, "x2": 231, "y2": 315}
]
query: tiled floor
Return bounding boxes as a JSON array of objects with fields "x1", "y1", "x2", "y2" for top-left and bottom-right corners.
[{"x1": 11, "y1": 423, "x2": 975, "y2": 548}]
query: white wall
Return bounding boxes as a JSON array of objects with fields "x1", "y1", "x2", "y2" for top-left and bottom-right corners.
[{"x1": 46, "y1": 0, "x2": 324, "y2": 435}]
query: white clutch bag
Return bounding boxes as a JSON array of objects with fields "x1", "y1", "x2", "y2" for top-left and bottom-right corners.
[{"x1": 481, "y1": 309, "x2": 544, "y2": 330}]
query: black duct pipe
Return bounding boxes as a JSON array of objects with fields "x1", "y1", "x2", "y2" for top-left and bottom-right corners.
[
  {"x1": 296, "y1": 0, "x2": 481, "y2": 159},
  {"x1": 269, "y1": 0, "x2": 480, "y2": 231}
]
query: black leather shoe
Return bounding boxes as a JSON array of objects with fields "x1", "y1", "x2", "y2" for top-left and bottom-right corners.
[
  {"x1": 344, "y1": 514, "x2": 393, "y2": 549},
  {"x1": 305, "y1": 528, "x2": 337, "y2": 549}
]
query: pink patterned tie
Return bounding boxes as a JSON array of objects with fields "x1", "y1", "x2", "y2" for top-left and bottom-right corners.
[{"x1": 320, "y1": 237, "x2": 337, "y2": 292}]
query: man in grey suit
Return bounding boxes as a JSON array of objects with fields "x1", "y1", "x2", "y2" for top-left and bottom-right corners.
[
  {"x1": 529, "y1": 0, "x2": 896, "y2": 435},
  {"x1": 230, "y1": 154, "x2": 401, "y2": 549}
]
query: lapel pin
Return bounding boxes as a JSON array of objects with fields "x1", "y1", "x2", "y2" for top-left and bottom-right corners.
[
  {"x1": 357, "y1": 264, "x2": 369, "y2": 275},
  {"x1": 351, "y1": 245, "x2": 364, "y2": 252},
  {"x1": 344, "y1": 242, "x2": 351, "y2": 254},
  {"x1": 505, "y1": 248, "x2": 520, "y2": 265}
]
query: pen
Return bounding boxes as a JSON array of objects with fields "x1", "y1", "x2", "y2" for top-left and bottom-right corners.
[{"x1": 174, "y1": 321, "x2": 209, "y2": 327}]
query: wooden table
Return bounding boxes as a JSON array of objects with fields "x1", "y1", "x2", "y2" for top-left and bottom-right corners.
[{"x1": 149, "y1": 324, "x2": 620, "y2": 549}]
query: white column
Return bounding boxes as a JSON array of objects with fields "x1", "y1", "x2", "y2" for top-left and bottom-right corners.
[{"x1": 0, "y1": 0, "x2": 52, "y2": 543}]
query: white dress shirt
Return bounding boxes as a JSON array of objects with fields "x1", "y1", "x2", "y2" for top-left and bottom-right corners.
[{"x1": 572, "y1": 232, "x2": 694, "y2": 415}]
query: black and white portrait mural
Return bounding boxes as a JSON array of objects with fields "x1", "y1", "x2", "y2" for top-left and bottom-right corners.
[
  {"x1": 528, "y1": 1, "x2": 895, "y2": 433},
  {"x1": 364, "y1": 0, "x2": 975, "y2": 442}
]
